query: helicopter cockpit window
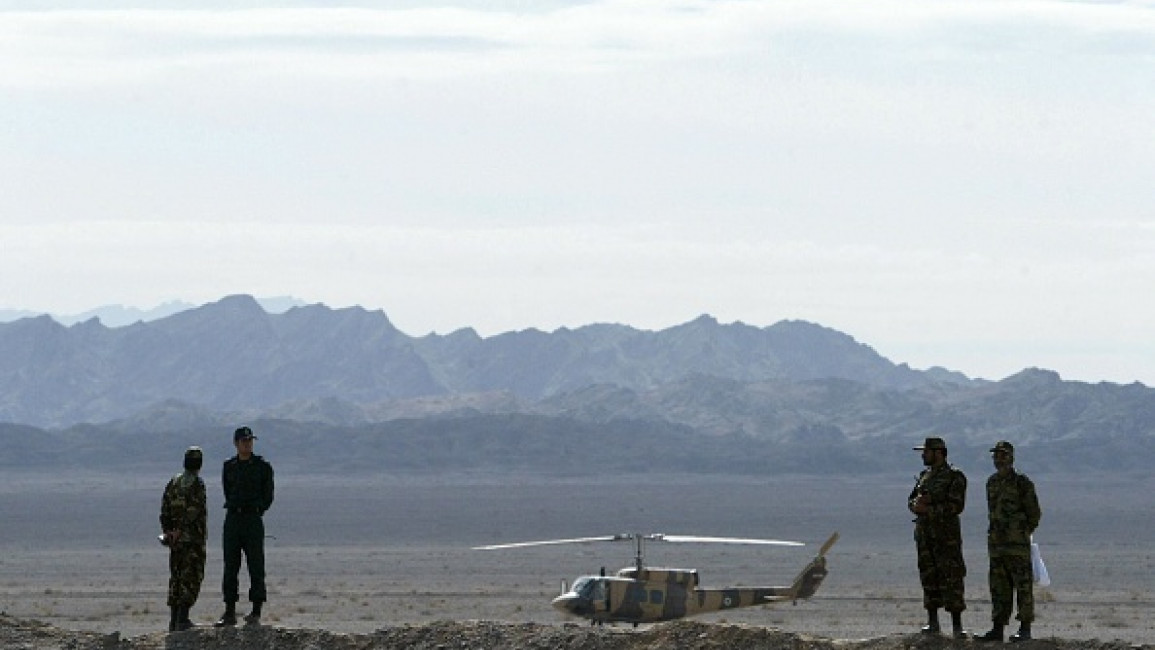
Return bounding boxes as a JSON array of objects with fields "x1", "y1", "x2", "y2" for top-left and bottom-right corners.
[
  {"x1": 572, "y1": 578, "x2": 593, "y2": 598},
  {"x1": 650, "y1": 589, "x2": 664, "y2": 604}
]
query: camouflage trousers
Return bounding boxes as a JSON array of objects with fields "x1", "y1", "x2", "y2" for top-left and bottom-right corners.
[
  {"x1": 168, "y1": 543, "x2": 207, "y2": 607},
  {"x1": 989, "y1": 553, "x2": 1034, "y2": 624},
  {"x1": 915, "y1": 531, "x2": 966, "y2": 612}
]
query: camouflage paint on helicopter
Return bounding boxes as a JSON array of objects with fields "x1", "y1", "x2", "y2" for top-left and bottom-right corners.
[{"x1": 477, "y1": 532, "x2": 838, "y2": 626}]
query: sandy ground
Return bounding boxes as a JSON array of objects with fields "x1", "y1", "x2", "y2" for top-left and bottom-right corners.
[{"x1": 1, "y1": 471, "x2": 1152, "y2": 644}]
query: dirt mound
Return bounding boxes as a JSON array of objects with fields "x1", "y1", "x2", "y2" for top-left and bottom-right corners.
[{"x1": 0, "y1": 614, "x2": 1147, "y2": 650}]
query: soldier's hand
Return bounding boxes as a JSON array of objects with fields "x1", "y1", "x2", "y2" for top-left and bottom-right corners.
[{"x1": 912, "y1": 494, "x2": 930, "y2": 514}]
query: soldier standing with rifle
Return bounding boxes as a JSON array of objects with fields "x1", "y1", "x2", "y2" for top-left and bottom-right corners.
[
  {"x1": 977, "y1": 441, "x2": 1042, "y2": 643},
  {"x1": 908, "y1": 436, "x2": 969, "y2": 639},
  {"x1": 215, "y1": 426, "x2": 275, "y2": 627},
  {"x1": 160, "y1": 446, "x2": 207, "y2": 632}
]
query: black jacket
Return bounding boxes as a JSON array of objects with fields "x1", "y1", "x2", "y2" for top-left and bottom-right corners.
[{"x1": 222, "y1": 454, "x2": 274, "y2": 515}]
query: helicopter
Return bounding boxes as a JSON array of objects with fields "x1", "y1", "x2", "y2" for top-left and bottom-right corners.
[{"x1": 474, "y1": 531, "x2": 838, "y2": 626}]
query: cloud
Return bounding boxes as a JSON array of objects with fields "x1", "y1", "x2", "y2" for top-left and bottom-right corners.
[{"x1": 3, "y1": 1, "x2": 1154, "y2": 89}]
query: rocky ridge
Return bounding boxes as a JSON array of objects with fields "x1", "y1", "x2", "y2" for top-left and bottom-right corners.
[{"x1": 0, "y1": 295, "x2": 957, "y2": 428}]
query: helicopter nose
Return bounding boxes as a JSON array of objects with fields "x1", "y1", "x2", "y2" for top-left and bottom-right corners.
[
  {"x1": 551, "y1": 593, "x2": 584, "y2": 616},
  {"x1": 551, "y1": 593, "x2": 574, "y2": 613}
]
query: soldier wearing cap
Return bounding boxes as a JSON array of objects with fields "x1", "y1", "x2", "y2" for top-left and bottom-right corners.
[
  {"x1": 215, "y1": 426, "x2": 275, "y2": 627},
  {"x1": 908, "y1": 436, "x2": 969, "y2": 638},
  {"x1": 160, "y1": 446, "x2": 207, "y2": 632},
  {"x1": 977, "y1": 441, "x2": 1042, "y2": 643}
]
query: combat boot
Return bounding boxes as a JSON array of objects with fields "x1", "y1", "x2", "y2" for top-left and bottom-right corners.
[
  {"x1": 951, "y1": 611, "x2": 969, "y2": 639},
  {"x1": 1009, "y1": 623, "x2": 1031, "y2": 642},
  {"x1": 214, "y1": 602, "x2": 237, "y2": 627},
  {"x1": 976, "y1": 624, "x2": 1004, "y2": 642},
  {"x1": 175, "y1": 606, "x2": 194, "y2": 631},
  {"x1": 920, "y1": 608, "x2": 941, "y2": 635},
  {"x1": 244, "y1": 601, "x2": 263, "y2": 626}
]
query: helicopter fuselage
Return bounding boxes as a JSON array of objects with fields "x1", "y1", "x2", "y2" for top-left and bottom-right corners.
[{"x1": 552, "y1": 558, "x2": 827, "y2": 624}]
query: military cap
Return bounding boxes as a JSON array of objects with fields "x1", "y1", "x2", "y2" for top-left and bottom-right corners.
[
  {"x1": 989, "y1": 440, "x2": 1014, "y2": 454},
  {"x1": 183, "y1": 445, "x2": 204, "y2": 471},
  {"x1": 913, "y1": 437, "x2": 947, "y2": 451},
  {"x1": 234, "y1": 426, "x2": 257, "y2": 442}
]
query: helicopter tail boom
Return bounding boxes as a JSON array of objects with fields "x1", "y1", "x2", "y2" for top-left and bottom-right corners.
[{"x1": 778, "y1": 531, "x2": 839, "y2": 602}]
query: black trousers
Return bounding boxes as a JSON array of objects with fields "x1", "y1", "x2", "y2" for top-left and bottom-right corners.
[{"x1": 222, "y1": 512, "x2": 266, "y2": 603}]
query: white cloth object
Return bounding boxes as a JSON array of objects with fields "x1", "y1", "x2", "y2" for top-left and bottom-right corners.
[{"x1": 1030, "y1": 536, "x2": 1051, "y2": 586}]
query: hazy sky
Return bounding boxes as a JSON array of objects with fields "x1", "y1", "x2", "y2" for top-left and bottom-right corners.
[{"x1": 2, "y1": 0, "x2": 1153, "y2": 385}]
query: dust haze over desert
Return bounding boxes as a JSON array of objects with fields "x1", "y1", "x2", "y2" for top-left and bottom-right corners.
[{"x1": 2, "y1": 465, "x2": 1155, "y2": 647}]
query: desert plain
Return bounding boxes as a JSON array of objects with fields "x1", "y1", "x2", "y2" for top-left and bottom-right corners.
[{"x1": 1, "y1": 467, "x2": 1152, "y2": 645}]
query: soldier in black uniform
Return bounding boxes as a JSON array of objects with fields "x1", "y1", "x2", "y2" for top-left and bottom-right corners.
[
  {"x1": 215, "y1": 426, "x2": 275, "y2": 627},
  {"x1": 909, "y1": 436, "x2": 969, "y2": 639}
]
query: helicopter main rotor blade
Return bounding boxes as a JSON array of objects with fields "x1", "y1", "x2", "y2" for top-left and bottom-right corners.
[
  {"x1": 472, "y1": 535, "x2": 629, "y2": 551},
  {"x1": 652, "y1": 535, "x2": 804, "y2": 546}
]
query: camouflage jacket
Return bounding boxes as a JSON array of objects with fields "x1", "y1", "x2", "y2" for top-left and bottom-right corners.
[
  {"x1": 222, "y1": 454, "x2": 275, "y2": 514},
  {"x1": 986, "y1": 469, "x2": 1041, "y2": 556},
  {"x1": 160, "y1": 471, "x2": 207, "y2": 546},
  {"x1": 909, "y1": 463, "x2": 967, "y2": 542}
]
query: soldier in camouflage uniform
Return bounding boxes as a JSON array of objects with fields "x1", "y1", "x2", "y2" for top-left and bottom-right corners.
[
  {"x1": 908, "y1": 437, "x2": 969, "y2": 639},
  {"x1": 977, "y1": 441, "x2": 1041, "y2": 643},
  {"x1": 160, "y1": 446, "x2": 207, "y2": 632}
]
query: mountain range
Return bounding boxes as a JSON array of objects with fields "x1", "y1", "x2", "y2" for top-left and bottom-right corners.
[
  {"x1": 0, "y1": 295, "x2": 303, "y2": 328},
  {"x1": 1, "y1": 294, "x2": 1152, "y2": 474}
]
